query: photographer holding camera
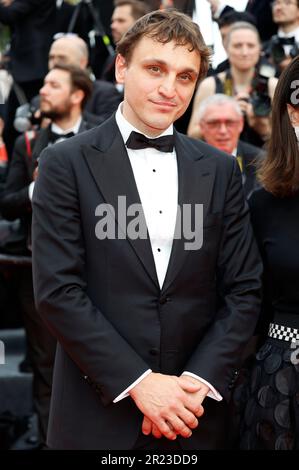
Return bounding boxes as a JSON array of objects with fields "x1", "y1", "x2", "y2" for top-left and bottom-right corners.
[{"x1": 188, "y1": 21, "x2": 278, "y2": 147}]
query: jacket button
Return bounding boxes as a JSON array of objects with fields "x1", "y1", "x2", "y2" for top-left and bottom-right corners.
[
  {"x1": 149, "y1": 348, "x2": 159, "y2": 356},
  {"x1": 159, "y1": 297, "x2": 171, "y2": 305}
]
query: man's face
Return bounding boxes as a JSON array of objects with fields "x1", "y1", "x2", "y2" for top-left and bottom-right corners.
[
  {"x1": 39, "y1": 69, "x2": 74, "y2": 120},
  {"x1": 115, "y1": 37, "x2": 200, "y2": 136},
  {"x1": 227, "y1": 29, "x2": 260, "y2": 71},
  {"x1": 111, "y1": 5, "x2": 135, "y2": 44},
  {"x1": 199, "y1": 103, "x2": 243, "y2": 154},
  {"x1": 272, "y1": 0, "x2": 299, "y2": 27},
  {"x1": 48, "y1": 39, "x2": 83, "y2": 69}
]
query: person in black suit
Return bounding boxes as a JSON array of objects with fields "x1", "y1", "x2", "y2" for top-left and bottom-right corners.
[
  {"x1": 32, "y1": 10, "x2": 262, "y2": 450},
  {"x1": 0, "y1": 0, "x2": 56, "y2": 158},
  {"x1": 0, "y1": 63, "x2": 94, "y2": 446},
  {"x1": 197, "y1": 94, "x2": 262, "y2": 199},
  {"x1": 207, "y1": 0, "x2": 277, "y2": 42}
]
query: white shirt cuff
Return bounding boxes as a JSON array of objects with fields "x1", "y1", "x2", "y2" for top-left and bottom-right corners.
[
  {"x1": 28, "y1": 181, "x2": 35, "y2": 201},
  {"x1": 182, "y1": 371, "x2": 223, "y2": 401},
  {"x1": 113, "y1": 369, "x2": 152, "y2": 403}
]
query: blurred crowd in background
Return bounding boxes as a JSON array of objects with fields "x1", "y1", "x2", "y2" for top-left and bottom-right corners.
[{"x1": 0, "y1": 0, "x2": 298, "y2": 449}]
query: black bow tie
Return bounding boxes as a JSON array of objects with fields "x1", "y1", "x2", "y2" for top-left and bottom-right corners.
[
  {"x1": 49, "y1": 130, "x2": 75, "y2": 143},
  {"x1": 279, "y1": 36, "x2": 295, "y2": 46},
  {"x1": 126, "y1": 131, "x2": 174, "y2": 153}
]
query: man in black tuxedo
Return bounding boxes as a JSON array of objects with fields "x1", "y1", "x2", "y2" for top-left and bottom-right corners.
[
  {"x1": 32, "y1": 10, "x2": 262, "y2": 450},
  {"x1": 0, "y1": 63, "x2": 94, "y2": 445}
]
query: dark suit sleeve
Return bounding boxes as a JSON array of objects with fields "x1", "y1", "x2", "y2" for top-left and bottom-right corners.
[
  {"x1": 219, "y1": 5, "x2": 234, "y2": 17},
  {"x1": 0, "y1": 0, "x2": 46, "y2": 24},
  {"x1": 85, "y1": 81, "x2": 122, "y2": 124},
  {"x1": 184, "y1": 159, "x2": 262, "y2": 402},
  {"x1": 32, "y1": 146, "x2": 150, "y2": 405},
  {"x1": 0, "y1": 136, "x2": 31, "y2": 220}
]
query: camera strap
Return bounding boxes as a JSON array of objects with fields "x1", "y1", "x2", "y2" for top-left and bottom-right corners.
[{"x1": 24, "y1": 130, "x2": 36, "y2": 160}]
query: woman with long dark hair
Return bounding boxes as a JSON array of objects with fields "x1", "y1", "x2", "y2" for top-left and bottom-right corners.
[{"x1": 240, "y1": 55, "x2": 299, "y2": 450}]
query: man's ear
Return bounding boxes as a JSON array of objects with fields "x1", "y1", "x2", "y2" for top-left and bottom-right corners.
[
  {"x1": 115, "y1": 54, "x2": 127, "y2": 84},
  {"x1": 71, "y1": 89, "x2": 84, "y2": 106}
]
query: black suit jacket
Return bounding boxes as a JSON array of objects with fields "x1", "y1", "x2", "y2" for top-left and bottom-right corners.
[
  {"x1": 0, "y1": 120, "x2": 92, "y2": 221},
  {"x1": 237, "y1": 140, "x2": 263, "y2": 199},
  {"x1": 246, "y1": 0, "x2": 277, "y2": 42},
  {"x1": 219, "y1": 1, "x2": 276, "y2": 42},
  {"x1": 32, "y1": 115, "x2": 262, "y2": 450},
  {"x1": 0, "y1": 0, "x2": 56, "y2": 83},
  {"x1": 84, "y1": 80, "x2": 122, "y2": 124}
]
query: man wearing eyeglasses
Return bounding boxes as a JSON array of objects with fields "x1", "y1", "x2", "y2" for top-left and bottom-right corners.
[{"x1": 198, "y1": 94, "x2": 262, "y2": 199}]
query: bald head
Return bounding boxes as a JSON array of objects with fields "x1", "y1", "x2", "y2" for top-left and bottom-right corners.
[{"x1": 48, "y1": 36, "x2": 89, "y2": 70}]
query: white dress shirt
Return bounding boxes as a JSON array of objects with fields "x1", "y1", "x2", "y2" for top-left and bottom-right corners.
[{"x1": 113, "y1": 104, "x2": 222, "y2": 403}]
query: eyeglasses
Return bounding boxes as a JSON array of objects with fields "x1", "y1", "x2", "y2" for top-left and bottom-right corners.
[
  {"x1": 202, "y1": 120, "x2": 240, "y2": 130},
  {"x1": 271, "y1": 0, "x2": 298, "y2": 8},
  {"x1": 53, "y1": 32, "x2": 79, "y2": 41}
]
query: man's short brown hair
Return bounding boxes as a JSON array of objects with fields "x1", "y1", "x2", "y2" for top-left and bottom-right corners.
[
  {"x1": 116, "y1": 9, "x2": 211, "y2": 81},
  {"x1": 113, "y1": 0, "x2": 150, "y2": 21},
  {"x1": 51, "y1": 63, "x2": 93, "y2": 109}
]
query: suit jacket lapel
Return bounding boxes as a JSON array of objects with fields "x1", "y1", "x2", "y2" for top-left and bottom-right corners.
[
  {"x1": 237, "y1": 141, "x2": 256, "y2": 195},
  {"x1": 32, "y1": 127, "x2": 51, "y2": 163},
  {"x1": 162, "y1": 133, "x2": 216, "y2": 293},
  {"x1": 82, "y1": 117, "x2": 159, "y2": 288}
]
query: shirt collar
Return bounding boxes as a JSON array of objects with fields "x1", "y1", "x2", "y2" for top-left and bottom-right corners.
[
  {"x1": 115, "y1": 103, "x2": 173, "y2": 146},
  {"x1": 278, "y1": 26, "x2": 299, "y2": 41},
  {"x1": 51, "y1": 116, "x2": 82, "y2": 135}
]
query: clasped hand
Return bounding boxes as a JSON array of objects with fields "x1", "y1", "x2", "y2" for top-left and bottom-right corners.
[{"x1": 129, "y1": 372, "x2": 208, "y2": 441}]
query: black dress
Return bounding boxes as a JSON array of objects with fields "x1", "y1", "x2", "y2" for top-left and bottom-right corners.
[{"x1": 239, "y1": 188, "x2": 299, "y2": 450}]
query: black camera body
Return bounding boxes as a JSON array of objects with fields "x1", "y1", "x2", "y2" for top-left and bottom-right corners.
[
  {"x1": 266, "y1": 35, "x2": 299, "y2": 66},
  {"x1": 13, "y1": 103, "x2": 40, "y2": 133},
  {"x1": 250, "y1": 63, "x2": 276, "y2": 117}
]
